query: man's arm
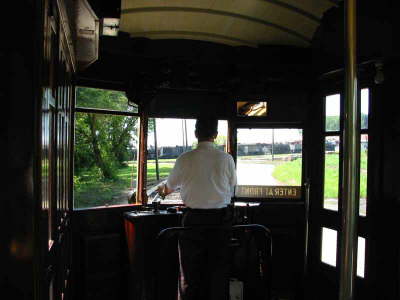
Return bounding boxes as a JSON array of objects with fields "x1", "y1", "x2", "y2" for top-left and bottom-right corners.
[{"x1": 157, "y1": 156, "x2": 183, "y2": 198}]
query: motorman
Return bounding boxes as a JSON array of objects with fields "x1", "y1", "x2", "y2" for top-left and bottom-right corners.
[{"x1": 158, "y1": 116, "x2": 237, "y2": 300}]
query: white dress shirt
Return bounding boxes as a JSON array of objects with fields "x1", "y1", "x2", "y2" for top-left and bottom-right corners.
[{"x1": 166, "y1": 141, "x2": 237, "y2": 209}]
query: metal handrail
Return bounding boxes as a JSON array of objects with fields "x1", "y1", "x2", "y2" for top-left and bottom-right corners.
[{"x1": 155, "y1": 224, "x2": 273, "y2": 300}]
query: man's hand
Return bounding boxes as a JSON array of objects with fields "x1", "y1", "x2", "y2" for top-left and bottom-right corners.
[
  {"x1": 157, "y1": 184, "x2": 166, "y2": 199},
  {"x1": 157, "y1": 183, "x2": 174, "y2": 199}
]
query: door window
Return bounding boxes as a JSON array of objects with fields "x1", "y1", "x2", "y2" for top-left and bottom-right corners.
[{"x1": 235, "y1": 128, "x2": 302, "y2": 198}]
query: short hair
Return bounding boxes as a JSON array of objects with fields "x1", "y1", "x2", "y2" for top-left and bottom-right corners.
[{"x1": 195, "y1": 117, "x2": 218, "y2": 140}]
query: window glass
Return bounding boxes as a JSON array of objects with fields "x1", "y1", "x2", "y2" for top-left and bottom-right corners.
[
  {"x1": 359, "y1": 134, "x2": 368, "y2": 216},
  {"x1": 237, "y1": 101, "x2": 267, "y2": 117},
  {"x1": 235, "y1": 128, "x2": 302, "y2": 198},
  {"x1": 323, "y1": 136, "x2": 340, "y2": 211},
  {"x1": 321, "y1": 227, "x2": 337, "y2": 266},
  {"x1": 361, "y1": 88, "x2": 369, "y2": 130},
  {"x1": 325, "y1": 94, "x2": 340, "y2": 132},
  {"x1": 74, "y1": 112, "x2": 138, "y2": 208},
  {"x1": 146, "y1": 119, "x2": 228, "y2": 204},
  {"x1": 76, "y1": 87, "x2": 138, "y2": 112},
  {"x1": 357, "y1": 237, "x2": 366, "y2": 278}
]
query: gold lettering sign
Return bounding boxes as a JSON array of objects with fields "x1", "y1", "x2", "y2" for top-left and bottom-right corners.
[{"x1": 235, "y1": 185, "x2": 302, "y2": 199}]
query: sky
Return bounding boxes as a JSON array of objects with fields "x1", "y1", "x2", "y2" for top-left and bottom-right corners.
[
  {"x1": 146, "y1": 89, "x2": 369, "y2": 147},
  {"x1": 326, "y1": 88, "x2": 369, "y2": 116},
  {"x1": 147, "y1": 118, "x2": 302, "y2": 147},
  {"x1": 148, "y1": 119, "x2": 228, "y2": 147},
  {"x1": 237, "y1": 128, "x2": 302, "y2": 144}
]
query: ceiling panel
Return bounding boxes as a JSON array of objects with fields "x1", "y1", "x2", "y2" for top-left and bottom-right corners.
[
  {"x1": 120, "y1": 0, "x2": 336, "y2": 47},
  {"x1": 282, "y1": 0, "x2": 336, "y2": 17}
]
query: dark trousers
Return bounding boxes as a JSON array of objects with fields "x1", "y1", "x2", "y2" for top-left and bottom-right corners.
[{"x1": 179, "y1": 208, "x2": 232, "y2": 300}]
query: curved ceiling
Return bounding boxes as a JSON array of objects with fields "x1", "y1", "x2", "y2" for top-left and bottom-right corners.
[{"x1": 120, "y1": 0, "x2": 337, "y2": 48}]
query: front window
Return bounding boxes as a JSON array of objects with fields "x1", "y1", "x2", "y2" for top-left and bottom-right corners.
[{"x1": 146, "y1": 118, "x2": 228, "y2": 204}]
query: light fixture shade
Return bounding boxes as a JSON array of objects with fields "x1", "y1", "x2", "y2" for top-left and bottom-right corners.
[
  {"x1": 75, "y1": 0, "x2": 99, "y2": 70},
  {"x1": 102, "y1": 18, "x2": 120, "y2": 37}
]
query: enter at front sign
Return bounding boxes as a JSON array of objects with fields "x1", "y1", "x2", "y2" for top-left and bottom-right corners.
[{"x1": 235, "y1": 185, "x2": 302, "y2": 199}]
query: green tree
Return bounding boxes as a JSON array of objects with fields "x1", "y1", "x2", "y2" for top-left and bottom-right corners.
[
  {"x1": 76, "y1": 87, "x2": 133, "y2": 111},
  {"x1": 214, "y1": 135, "x2": 227, "y2": 146},
  {"x1": 326, "y1": 114, "x2": 368, "y2": 131},
  {"x1": 191, "y1": 135, "x2": 227, "y2": 148},
  {"x1": 74, "y1": 87, "x2": 138, "y2": 179},
  {"x1": 361, "y1": 113, "x2": 368, "y2": 129},
  {"x1": 326, "y1": 116, "x2": 340, "y2": 131}
]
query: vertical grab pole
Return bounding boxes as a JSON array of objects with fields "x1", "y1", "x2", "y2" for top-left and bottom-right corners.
[
  {"x1": 339, "y1": 0, "x2": 360, "y2": 299},
  {"x1": 227, "y1": 119, "x2": 236, "y2": 158},
  {"x1": 137, "y1": 110, "x2": 149, "y2": 205},
  {"x1": 303, "y1": 180, "x2": 311, "y2": 275}
]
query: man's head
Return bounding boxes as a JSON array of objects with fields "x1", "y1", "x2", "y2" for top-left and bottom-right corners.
[{"x1": 195, "y1": 117, "x2": 218, "y2": 141}]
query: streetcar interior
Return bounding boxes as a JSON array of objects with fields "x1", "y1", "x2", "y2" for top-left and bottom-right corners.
[{"x1": 3, "y1": 1, "x2": 399, "y2": 300}]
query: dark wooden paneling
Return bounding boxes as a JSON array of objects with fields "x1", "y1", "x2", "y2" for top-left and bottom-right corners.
[
  {"x1": 369, "y1": 64, "x2": 400, "y2": 300},
  {"x1": 72, "y1": 205, "x2": 140, "y2": 300},
  {"x1": 81, "y1": 233, "x2": 127, "y2": 300},
  {"x1": 3, "y1": 1, "x2": 42, "y2": 299},
  {"x1": 39, "y1": 0, "x2": 76, "y2": 299},
  {"x1": 306, "y1": 62, "x2": 400, "y2": 300},
  {"x1": 252, "y1": 203, "x2": 306, "y2": 297}
]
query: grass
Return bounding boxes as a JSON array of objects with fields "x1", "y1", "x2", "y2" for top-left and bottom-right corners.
[
  {"x1": 323, "y1": 151, "x2": 368, "y2": 199},
  {"x1": 238, "y1": 154, "x2": 296, "y2": 160},
  {"x1": 146, "y1": 161, "x2": 175, "y2": 186},
  {"x1": 74, "y1": 159, "x2": 175, "y2": 208},
  {"x1": 272, "y1": 158, "x2": 302, "y2": 185},
  {"x1": 74, "y1": 151, "x2": 368, "y2": 208},
  {"x1": 323, "y1": 154, "x2": 340, "y2": 199},
  {"x1": 272, "y1": 151, "x2": 368, "y2": 198}
]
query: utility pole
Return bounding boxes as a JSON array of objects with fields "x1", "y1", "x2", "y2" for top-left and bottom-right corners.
[
  {"x1": 271, "y1": 129, "x2": 275, "y2": 161},
  {"x1": 153, "y1": 119, "x2": 159, "y2": 181},
  {"x1": 182, "y1": 119, "x2": 185, "y2": 153},
  {"x1": 184, "y1": 119, "x2": 188, "y2": 151}
]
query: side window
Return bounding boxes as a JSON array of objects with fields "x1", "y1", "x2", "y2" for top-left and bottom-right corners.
[
  {"x1": 321, "y1": 227, "x2": 338, "y2": 266},
  {"x1": 359, "y1": 88, "x2": 369, "y2": 217},
  {"x1": 235, "y1": 128, "x2": 303, "y2": 199},
  {"x1": 319, "y1": 88, "x2": 370, "y2": 277},
  {"x1": 322, "y1": 89, "x2": 369, "y2": 216},
  {"x1": 73, "y1": 87, "x2": 139, "y2": 209},
  {"x1": 323, "y1": 94, "x2": 341, "y2": 211}
]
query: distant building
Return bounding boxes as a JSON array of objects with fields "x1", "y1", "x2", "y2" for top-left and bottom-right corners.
[
  {"x1": 147, "y1": 144, "x2": 226, "y2": 159},
  {"x1": 289, "y1": 141, "x2": 302, "y2": 153},
  {"x1": 237, "y1": 143, "x2": 270, "y2": 156},
  {"x1": 361, "y1": 135, "x2": 368, "y2": 150}
]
